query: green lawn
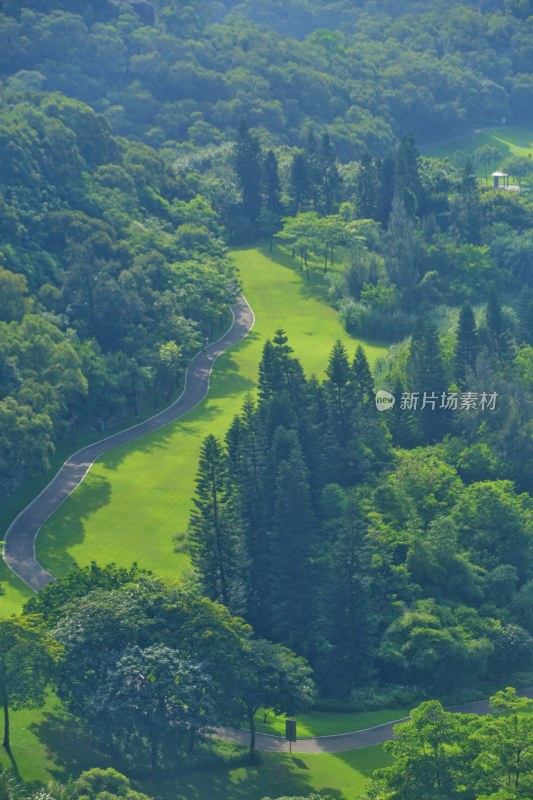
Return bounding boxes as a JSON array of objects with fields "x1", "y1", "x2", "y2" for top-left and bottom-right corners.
[
  {"x1": 0, "y1": 559, "x2": 34, "y2": 618},
  {"x1": 31, "y1": 244, "x2": 386, "y2": 586},
  {"x1": 140, "y1": 746, "x2": 389, "y2": 800},
  {"x1": 0, "y1": 695, "x2": 112, "y2": 786},
  {"x1": 2, "y1": 696, "x2": 388, "y2": 799},
  {"x1": 254, "y1": 708, "x2": 410, "y2": 738},
  {"x1": 420, "y1": 124, "x2": 533, "y2": 180},
  {"x1": 0, "y1": 245, "x2": 390, "y2": 798}
]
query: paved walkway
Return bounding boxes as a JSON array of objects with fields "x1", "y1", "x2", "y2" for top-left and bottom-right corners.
[
  {"x1": 3, "y1": 295, "x2": 255, "y2": 591},
  {"x1": 216, "y1": 687, "x2": 533, "y2": 754}
]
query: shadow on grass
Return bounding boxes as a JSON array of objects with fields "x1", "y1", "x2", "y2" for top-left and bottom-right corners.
[
  {"x1": 492, "y1": 126, "x2": 533, "y2": 148},
  {"x1": 333, "y1": 744, "x2": 391, "y2": 777},
  {"x1": 140, "y1": 752, "x2": 344, "y2": 800},
  {"x1": 37, "y1": 473, "x2": 111, "y2": 579},
  {"x1": 0, "y1": 561, "x2": 34, "y2": 616},
  {"x1": 32, "y1": 710, "x2": 111, "y2": 780},
  {"x1": 255, "y1": 241, "x2": 337, "y2": 305}
]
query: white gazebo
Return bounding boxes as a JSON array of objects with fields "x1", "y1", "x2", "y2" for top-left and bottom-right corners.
[{"x1": 491, "y1": 171, "x2": 509, "y2": 189}]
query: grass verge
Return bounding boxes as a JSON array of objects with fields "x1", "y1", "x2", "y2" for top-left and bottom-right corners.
[{"x1": 254, "y1": 708, "x2": 410, "y2": 738}]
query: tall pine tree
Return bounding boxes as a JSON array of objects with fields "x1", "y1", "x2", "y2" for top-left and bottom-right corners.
[
  {"x1": 408, "y1": 319, "x2": 449, "y2": 443},
  {"x1": 189, "y1": 435, "x2": 244, "y2": 611},
  {"x1": 487, "y1": 288, "x2": 509, "y2": 358},
  {"x1": 455, "y1": 302, "x2": 479, "y2": 383},
  {"x1": 270, "y1": 444, "x2": 316, "y2": 655},
  {"x1": 289, "y1": 152, "x2": 310, "y2": 214},
  {"x1": 234, "y1": 117, "x2": 262, "y2": 222}
]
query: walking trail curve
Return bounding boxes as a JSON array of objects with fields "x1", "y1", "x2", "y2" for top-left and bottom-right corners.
[
  {"x1": 3, "y1": 294, "x2": 255, "y2": 592},
  {"x1": 216, "y1": 688, "x2": 533, "y2": 754}
]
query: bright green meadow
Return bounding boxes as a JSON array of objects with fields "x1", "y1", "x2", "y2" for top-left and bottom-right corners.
[
  {"x1": 24, "y1": 245, "x2": 386, "y2": 590},
  {"x1": 0, "y1": 694, "x2": 389, "y2": 799},
  {"x1": 254, "y1": 708, "x2": 409, "y2": 738},
  {"x1": 420, "y1": 124, "x2": 533, "y2": 178},
  {"x1": 143, "y1": 746, "x2": 389, "y2": 800}
]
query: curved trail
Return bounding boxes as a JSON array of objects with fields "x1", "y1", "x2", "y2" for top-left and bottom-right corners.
[
  {"x1": 3, "y1": 295, "x2": 255, "y2": 592},
  {"x1": 216, "y1": 688, "x2": 533, "y2": 754},
  {"x1": 4, "y1": 286, "x2": 530, "y2": 757}
]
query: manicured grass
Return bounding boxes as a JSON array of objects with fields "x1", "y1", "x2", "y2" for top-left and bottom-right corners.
[
  {"x1": 421, "y1": 125, "x2": 533, "y2": 160},
  {"x1": 0, "y1": 695, "x2": 110, "y2": 786},
  {"x1": 1, "y1": 696, "x2": 389, "y2": 799},
  {"x1": 420, "y1": 125, "x2": 533, "y2": 181},
  {"x1": 32, "y1": 245, "x2": 387, "y2": 585},
  {"x1": 254, "y1": 708, "x2": 410, "y2": 738},
  {"x1": 0, "y1": 559, "x2": 34, "y2": 618},
  {"x1": 141, "y1": 746, "x2": 389, "y2": 800}
]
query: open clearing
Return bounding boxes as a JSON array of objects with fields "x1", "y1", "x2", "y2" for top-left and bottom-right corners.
[
  {"x1": 420, "y1": 124, "x2": 533, "y2": 162},
  {"x1": 30, "y1": 245, "x2": 386, "y2": 587}
]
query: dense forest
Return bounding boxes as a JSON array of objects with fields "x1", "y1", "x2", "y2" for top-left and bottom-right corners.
[
  {"x1": 1, "y1": 0, "x2": 532, "y2": 155},
  {"x1": 1, "y1": 0, "x2": 532, "y2": 495},
  {"x1": 1, "y1": 0, "x2": 533, "y2": 798},
  {"x1": 0, "y1": 95, "x2": 235, "y2": 493},
  {"x1": 188, "y1": 328, "x2": 533, "y2": 699}
]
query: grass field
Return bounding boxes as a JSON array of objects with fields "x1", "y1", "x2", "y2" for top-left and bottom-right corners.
[
  {"x1": 421, "y1": 125, "x2": 533, "y2": 159},
  {"x1": 420, "y1": 125, "x2": 533, "y2": 181},
  {"x1": 29, "y1": 244, "x2": 386, "y2": 587},
  {"x1": 142, "y1": 746, "x2": 389, "y2": 800},
  {"x1": 0, "y1": 245, "x2": 390, "y2": 798},
  {"x1": 0, "y1": 694, "x2": 389, "y2": 800},
  {"x1": 0, "y1": 695, "x2": 113, "y2": 786},
  {"x1": 254, "y1": 708, "x2": 409, "y2": 738}
]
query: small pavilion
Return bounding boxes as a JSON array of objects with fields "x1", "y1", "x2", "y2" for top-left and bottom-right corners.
[
  {"x1": 490, "y1": 171, "x2": 520, "y2": 191},
  {"x1": 491, "y1": 171, "x2": 509, "y2": 189}
]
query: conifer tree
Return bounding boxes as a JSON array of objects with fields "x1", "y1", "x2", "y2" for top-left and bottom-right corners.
[
  {"x1": 326, "y1": 339, "x2": 352, "y2": 443},
  {"x1": 321, "y1": 488, "x2": 374, "y2": 695},
  {"x1": 355, "y1": 153, "x2": 379, "y2": 220},
  {"x1": 305, "y1": 130, "x2": 321, "y2": 211},
  {"x1": 258, "y1": 339, "x2": 285, "y2": 402},
  {"x1": 270, "y1": 445, "x2": 315, "y2": 654},
  {"x1": 234, "y1": 117, "x2": 262, "y2": 221},
  {"x1": 377, "y1": 154, "x2": 395, "y2": 226},
  {"x1": 487, "y1": 287, "x2": 509, "y2": 357},
  {"x1": 352, "y1": 345, "x2": 374, "y2": 407},
  {"x1": 228, "y1": 395, "x2": 269, "y2": 630},
  {"x1": 394, "y1": 133, "x2": 424, "y2": 218},
  {"x1": 189, "y1": 435, "x2": 244, "y2": 610},
  {"x1": 387, "y1": 377, "x2": 417, "y2": 448},
  {"x1": 455, "y1": 302, "x2": 479, "y2": 382},
  {"x1": 318, "y1": 132, "x2": 342, "y2": 215},
  {"x1": 452, "y1": 159, "x2": 482, "y2": 244},
  {"x1": 264, "y1": 149, "x2": 282, "y2": 214},
  {"x1": 289, "y1": 153, "x2": 310, "y2": 214},
  {"x1": 408, "y1": 319, "x2": 449, "y2": 442}
]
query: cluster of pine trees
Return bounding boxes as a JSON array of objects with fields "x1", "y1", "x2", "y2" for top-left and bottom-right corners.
[
  {"x1": 188, "y1": 326, "x2": 533, "y2": 699},
  {"x1": 232, "y1": 119, "x2": 341, "y2": 239},
  {"x1": 189, "y1": 331, "x2": 387, "y2": 695}
]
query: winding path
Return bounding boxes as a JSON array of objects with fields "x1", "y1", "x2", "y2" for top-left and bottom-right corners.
[
  {"x1": 3, "y1": 295, "x2": 255, "y2": 592},
  {"x1": 4, "y1": 287, "x2": 531, "y2": 757},
  {"x1": 216, "y1": 688, "x2": 533, "y2": 754}
]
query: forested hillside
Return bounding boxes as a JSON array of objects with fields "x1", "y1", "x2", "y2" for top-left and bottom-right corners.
[
  {"x1": 1, "y1": 0, "x2": 533, "y2": 797},
  {"x1": 1, "y1": 0, "x2": 533, "y2": 498},
  {"x1": 0, "y1": 94, "x2": 235, "y2": 494},
  {"x1": 0, "y1": 0, "x2": 532, "y2": 156}
]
